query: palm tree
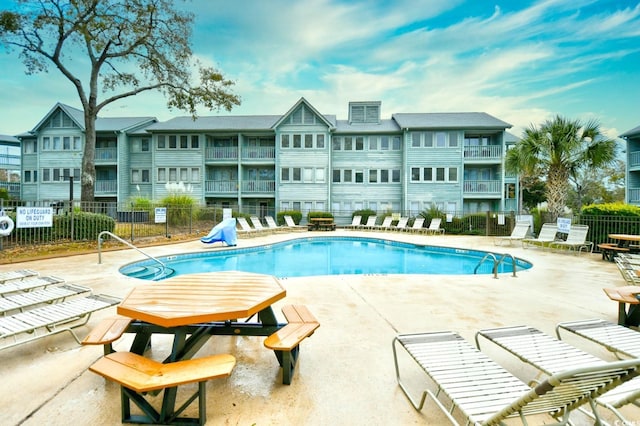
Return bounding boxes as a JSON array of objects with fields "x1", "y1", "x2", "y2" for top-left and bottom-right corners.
[{"x1": 505, "y1": 115, "x2": 617, "y2": 221}]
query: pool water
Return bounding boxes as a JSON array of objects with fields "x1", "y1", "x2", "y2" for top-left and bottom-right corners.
[{"x1": 120, "y1": 237, "x2": 532, "y2": 280}]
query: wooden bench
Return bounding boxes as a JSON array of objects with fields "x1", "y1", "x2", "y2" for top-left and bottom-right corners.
[
  {"x1": 307, "y1": 218, "x2": 336, "y2": 231},
  {"x1": 89, "y1": 351, "x2": 236, "y2": 425},
  {"x1": 598, "y1": 243, "x2": 630, "y2": 261},
  {"x1": 82, "y1": 315, "x2": 133, "y2": 355},
  {"x1": 264, "y1": 304, "x2": 319, "y2": 385}
]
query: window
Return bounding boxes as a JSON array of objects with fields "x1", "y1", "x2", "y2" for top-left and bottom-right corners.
[
  {"x1": 435, "y1": 132, "x2": 446, "y2": 147},
  {"x1": 132, "y1": 138, "x2": 150, "y2": 152},
  {"x1": 180, "y1": 168, "x2": 188, "y2": 181},
  {"x1": 158, "y1": 168, "x2": 166, "y2": 182},
  {"x1": 43, "y1": 137, "x2": 51, "y2": 150},
  {"x1": 169, "y1": 136, "x2": 177, "y2": 149},
  {"x1": 74, "y1": 137, "x2": 81, "y2": 150},
  {"x1": 191, "y1": 168, "x2": 200, "y2": 181},
  {"x1": 292, "y1": 168, "x2": 301, "y2": 181},
  {"x1": 132, "y1": 169, "x2": 150, "y2": 183},
  {"x1": 157, "y1": 135, "x2": 166, "y2": 149},
  {"x1": 169, "y1": 168, "x2": 177, "y2": 181},
  {"x1": 449, "y1": 132, "x2": 458, "y2": 147},
  {"x1": 305, "y1": 134, "x2": 313, "y2": 148},
  {"x1": 53, "y1": 168, "x2": 61, "y2": 181},
  {"x1": 355, "y1": 137, "x2": 364, "y2": 151},
  {"x1": 355, "y1": 171, "x2": 363, "y2": 183},
  {"x1": 191, "y1": 135, "x2": 199, "y2": 149},
  {"x1": 411, "y1": 132, "x2": 420, "y2": 147},
  {"x1": 344, "y1": 137, "x2": 352, "y2": 150},
  {"x1": 381, "y1": 169, "x2": 389, "y2": 182},
  {"x1": 392, "y1": 136, "x2": 401, "y2": 150},
  {"x1": 369, "y1": 136, "x2": 378, "y2": 150},
  {"x1": 281, "y1": 168, "x2": 290, "y2": 181},
  {"x1": 24, "y1": 140, "x2": 37, "y2": 153},
  {"x1": 344, "y1": 170, "x2": 352, "y2": 183},
  {"x1": 369, "y1": 169, "x2": 377, "y2": 183},
  {"x1": 315, "y1": 169, "x2": 325, "y2": 182},
  {"x1": 53, "y1": 137, "x2": 61, "y2": 150},
  {"x1": 303, "y1": 168, "x2": 313, "y2": 182},
  {"x1": 332, "y1": 169, "x2": 340, "y2": 183},
  {"x1": 42, "y1": 169, "x2": 50, "y2": 182},
  {"x1": 392, "y1": 169, "x2": 400, "y2": 182},
  {"x1": 281, "y1": 134, "x2": 290, "y2": 148},
  {"x1": 448, "y1": 168, "x2": 458, "y2": 182},
  {"x1": 436, "y1": 167, "x2": 445, "y2": 181},
  {"x1": 423, "y1": 168, "x2": 433, "y2": 181},
  {"x1": 424, "y1": 132, "x2": 433, "y2": 147},
  {"x1": 317, "y1": 134, "x2": 325, "y2": 148},
  {"x1": 381, "y1": 136, "x2": 389, "y2": 150},
  {"x1": 63, "y1": 137, "x2": 71, "y2": 150},
  {"x1": 180, "y1": 136, "x2": 188, "y2": 149},
  {"x1": 293, "y1": 135, "x2": 301, "y2": 148},
  {"x1": 332, "y1": 137, "x2": 341, "y2": 150},
  {"x1": 411, "y1": 167, "x2": 420, "y2": 181},
  {"x1": 24, "y1": 170, "x2": 31, "y2": 182}
]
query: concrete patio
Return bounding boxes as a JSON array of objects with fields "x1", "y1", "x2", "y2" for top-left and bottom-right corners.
[{"x1": 1, "y1": 230, "x2": 635, "y2": 425}]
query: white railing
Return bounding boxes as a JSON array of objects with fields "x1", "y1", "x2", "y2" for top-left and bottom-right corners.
[
  {"x1": 242, "y1": 180, "x2": 275, "y2": 192},
  {"x1": 95, "y1": 180, "x2": 117, "y2": 193},
  {"x1": 629, "y1": 151, "x2": 640, "y2": 168},
  {"x1": 205, "y1": 180, "x2": 238, "y2": 193},
  {"x1": 95, "y1": 147, "x2": 117, "y2": 162},
  {"x1": 463, "y1": 180, "x2": 501, "y2": 193},
  {"x1": 205, "y1": 147, "x2": 238, "y2": 160},
  {"x1": 463, "y1": 145, "x2": 502, "y2": 159},
  {"x1": 242, "y1": 147, "x2": 275, "y2": 160},
  {"x1": 629, "y1": 188, "x2": 640, "y2": 203}
]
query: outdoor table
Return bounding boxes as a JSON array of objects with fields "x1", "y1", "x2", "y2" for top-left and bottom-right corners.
[
  {"x1": 118, "y1": 271, "x2": 287, "y2": 360},
  {"x1": 609, "y1": 234, "x2": 640, "y2": 251},
  {"x1": 603, "y1": 285, "x2": 640, "y2": 326}
]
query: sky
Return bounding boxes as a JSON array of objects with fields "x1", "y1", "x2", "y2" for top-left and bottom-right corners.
[{"x1": 1, "y1": 0, "x2": 639, "y2": 142}]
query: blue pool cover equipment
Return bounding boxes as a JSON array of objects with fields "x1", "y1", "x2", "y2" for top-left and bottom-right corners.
[{"x1": 200, "y1": 218, "x2": 237, "y2": 246}]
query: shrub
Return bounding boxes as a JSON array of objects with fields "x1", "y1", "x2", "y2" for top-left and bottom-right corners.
[
  {"x1": 160, "y1": 194, "x2": 197, "y2": 226},
  {"x1": 307, "y1": 211, "x2": 333, "y2": 220},
  {"x1": 352, "y1": 209, "x2": 376, "y2": 224}
]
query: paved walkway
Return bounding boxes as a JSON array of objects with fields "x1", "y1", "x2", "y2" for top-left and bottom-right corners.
[{"x1": 0, "y1": 230, "x2": 634, "y2": 425}]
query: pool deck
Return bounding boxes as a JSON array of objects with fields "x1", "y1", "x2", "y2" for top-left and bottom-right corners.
[{"x1": 1, "y1": 230, "x2": 635, "y2": 425}]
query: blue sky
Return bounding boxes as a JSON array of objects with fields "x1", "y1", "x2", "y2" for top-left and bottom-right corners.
[{"x1": 1, "y1": 0, "x2": 639, "y2": 140}]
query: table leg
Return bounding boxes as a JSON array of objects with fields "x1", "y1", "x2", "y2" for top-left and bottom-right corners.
[
  {"x1": 258, "y1": 306, "x2": 278, "y2": 326},
  {"x1": 618, "y1": 302, "x2": 628, "y2": 326}
]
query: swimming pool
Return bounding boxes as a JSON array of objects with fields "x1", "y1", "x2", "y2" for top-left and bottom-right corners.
[{"x1": 119, "y1": 236, "x2": 532, "y2": 280}]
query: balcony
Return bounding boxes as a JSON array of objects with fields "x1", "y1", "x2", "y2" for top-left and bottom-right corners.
[
  {"x1": 95, "y1": 147, "x2": 117, "y2": 164},
  {"x1": 0, "y1": 154, "x2": 20, "y2": 168},
  {"x1": 95, "y1": 179, "x2": 117, "y2": 195},
  {"x1": 241, "y1": 147, "x2": 275, "y2": 161},
  {"x1": 629, "y1": 188, "x2": 640, "y2": 204},
  {"x1": 205, "y1": 147, "x2": 238, "y2": 162},
  {"x1": 463, "y1": 145, "x2": 502, "y2": 161},
  {"x1": 242, "y1": 180, "x2": 275, "y2": 193},
  {"x1": 463, "y1": 180, "x2": 501, "y2": 196},
  {"x1": 629, "y1": 151, "x2": 640, "y2": 169},
  {"x1": 205, "y1": 180, "x2": 238, "y2": 193}
]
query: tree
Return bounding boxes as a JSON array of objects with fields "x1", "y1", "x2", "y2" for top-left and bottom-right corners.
[
  {"x1": 567, "y1": 158, "x2": 625, "y2": 210},
  {"x1": 505, "y1": 115, "x2": 617, "y2": 221},
  {"x1": 0, "y1": 0, "x2": 240, "y2": 202}
]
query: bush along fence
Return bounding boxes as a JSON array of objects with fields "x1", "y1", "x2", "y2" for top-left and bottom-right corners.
[{"x1": 0, "y1": 199, "x2": 638, "y2": 253}]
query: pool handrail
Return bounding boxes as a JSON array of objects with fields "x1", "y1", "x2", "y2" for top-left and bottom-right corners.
[{"x1": 97, "y1": 231, "x2": 168, "y2": 278}]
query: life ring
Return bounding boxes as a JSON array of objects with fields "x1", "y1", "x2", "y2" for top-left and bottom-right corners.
[{"x1": 0, "y1": 216, "x2": 14, "y2": 236}]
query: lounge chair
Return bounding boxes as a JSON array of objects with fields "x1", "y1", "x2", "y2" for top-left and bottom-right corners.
[
  {"x1": 359, "y1": 215, "x2": 377, "y2": 230},
  {"x1": 250, "y1": 216, "x2": 271, "y2": 233},
  {"x1": 0, "y1": 275, "x2": 65, "y2": 296},
  {"x1": 556, "y1": 318, "x2": 640, "y2": 360},
  {"x1": 476, "y1": 325, "x2": 640, "y2": 424},
  {"x1": 283, "y1": 215, "x2": 305, "y2": 230},
  {"x1": 375, "y1": 216, "x2": 393, "y2": 230},
  {"x1": 0, "y1": 283, "x2": 91, "y2": 315},
  {"x1": 392, "y1": 217, "x2": 409, "y2": 232},
  {"x1": 549, "y1": 224, "x2": 593, "y2": 254},
  {"x1": 407, "y1": 217, "x2": 425, "y2": 233},
  {"x1": 0, "y1": 294, "x2": 121, "y2": 351},
  {"x1": 494, "y1": 221, "x2": 530, "y2": 246},
  {"x1": 344, "y1": 215, "x2": 362, "y2": 229},
  {"x1": 0, "y1": 269, "x2": 38, "y2": 284},
  {"x1": 236, "y1": 217, "x2": 256, "y2": 234},
  {"x1": 393, "y1": 330, "x2": 640, "y2": 425},
  {"x1": 265, "y1": 216, "x2": 282, "y2": 231},
  {"x1": 425, "y1": 218, "x2": 445, "y2": 235},
  {"x1": 522, "y1": 222, "x2": 558, "y2": 249}
]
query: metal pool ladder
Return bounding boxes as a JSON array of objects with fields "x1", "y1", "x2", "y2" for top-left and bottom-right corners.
[
  {"x1": 97, "y1": 231, "x2": 170, "y2": 280},
  {"x1": 474, "y1": 252, "x2": 518, "y2": 279}
]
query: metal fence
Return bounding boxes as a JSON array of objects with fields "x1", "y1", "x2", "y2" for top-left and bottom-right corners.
[{"x1": 0, "y1": 199, "x2": 637, "y2": 253}]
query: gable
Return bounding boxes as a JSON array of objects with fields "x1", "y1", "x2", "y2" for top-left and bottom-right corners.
[{"x1": 42, "y1": 108, "x2": 80, "y2": 130}]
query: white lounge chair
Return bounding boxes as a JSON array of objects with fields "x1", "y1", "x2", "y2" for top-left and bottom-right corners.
[
  {"x1": 476, "y1": 325, "x2": 640, "y2": 424},
  {"x1": 0, "y1": 269, "x2": 38, "y2": 284},
  {"x1": 264, "y1": 216, "x2": 282, "y2": 231},
  {"x1": 283, "y1": 215, "x2": 305, "y2": 230},
  {"x1": 522, "y1": 222, "x2": 558, "y2": 249},
  {"x1": 425, "y1": 218, "x2": 445, "y2": 235},
  {"x1": 344, "y1": 215, "x2": 362, "y2": 229},
  {"x1": 556, "y1": 318, "x2": 640, "y2": 360},
  {"x1": 375, "y1": 216, "x2": 393, "y2": 230},
  {"x1": 494, "y1": 220, "x2": 530, "y2": 246},
  {"x1": 0, "y1": 294, "x2": 121, "y2": 351},
  {"x1": 0, "y1": 275, "x2": 65, "y2": 296},
  {"x1": 549, "y1": 224, "x2": 593, "y2": 254},
  {"x1": 249, "y1": 216, "x2": 271, "y2": 233},
  {"x1": 393, "y1": 330, "x2": 640, "y2": 425},
  {"x1": 0, "y1": 283, "x2": 91, "y2": 315},
  {"x1": 236, "y1": 217, "x2": 256, "y2": 233},
  {"x1": 392, "y1": 217, "x2": 409, "y2": 232},
  {"x1": 359, "y1": 215, "x2": 377, "y2": 230},
  {"x1": 407, "y1": 217, "x2": 425, "y2": 233}
]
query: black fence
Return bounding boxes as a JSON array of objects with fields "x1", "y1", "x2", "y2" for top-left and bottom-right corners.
[{"x1": 0, "y1": 199, "x2": 636, "y2": 253}]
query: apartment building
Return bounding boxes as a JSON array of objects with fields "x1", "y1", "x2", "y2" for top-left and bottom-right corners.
[{"x1": 16, "y1": 98, "x2": 518, "y2": 217}]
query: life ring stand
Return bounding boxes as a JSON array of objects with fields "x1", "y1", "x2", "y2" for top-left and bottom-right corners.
[{"x1": 0, "y1": 216, "x2": 14, "y2": 236}]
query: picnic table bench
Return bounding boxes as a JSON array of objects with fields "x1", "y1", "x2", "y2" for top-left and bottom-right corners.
[
  {"x1": 307, "y1": 217, "x2": 336, "y2": 231},
  {"x1": 264, "y1": 304, "x2": 320, "y2": 384},
  {"x1": 89, "y1": 351, "x2": 236, "y2": 425},
  {"x1": 598, "y1": 243, "x2": 630, "y2": 261}
]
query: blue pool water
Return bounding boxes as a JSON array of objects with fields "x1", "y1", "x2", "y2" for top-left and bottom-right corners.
[{"x1": 120, "y1": 236, "x2": 532, "y2": 280}]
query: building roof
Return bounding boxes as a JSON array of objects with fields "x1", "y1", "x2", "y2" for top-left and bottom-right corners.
[
  {"x1": 147, "y1": 115, "x2": 282, "y2": 132},
  {"x1": 0, "y1": 134, "x2": 20, "y2": 146},
  {"x1": 31, "y1": 103, "x2": 156, "y2": 133},
  {"x1": 271, "y1": 97, "x2": 336, "y2": 130},
  {"x1": 392, "y1": 112, "x2": 512, "y2": 130},
  {"x1": 621, "y1": 125, "x2": 640, "y2": 138},
  {"x1": 334, "y1": 119, "x2": 401, "y2": 133}
]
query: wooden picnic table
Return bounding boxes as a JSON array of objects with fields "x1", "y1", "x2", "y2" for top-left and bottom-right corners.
[
  {"x1": 600, "y1": 234, "x2": 640, "y2": 261},
  {"x1": 603, "y1": 285, "x2": 640, "y2": 326},
  {"x1": 307, "y1": 217, "x2": 336, "y2": 231}
]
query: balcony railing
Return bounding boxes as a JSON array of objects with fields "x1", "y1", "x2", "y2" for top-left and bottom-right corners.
[
  {"x1": 241, "y1": 147, "x2": 275, "y2": 160},
  {"x1": 205, "y1": 147, "x2": 238, "y2": 161},
  {"x1": 629, "y1": 188, "x2": 640, "y2": 203},
  {"x1": 95, "y1": 147, "x2": 117, "y2": 163},
  {"x1": 95, "y1": 180, "x2": 117, "y2": 194},
  {"x1": 205, "y1": 180, "x2": 238, "y2": 193},
  {"x1": 0, "y1": 154, "x2": 20, "y2": 167},
  {"x1": 463, "y1": 180, "x2": 501, "y2": 194},
  {"x1": 629, "y1": 151, "x2": 640, "y2": 168},
  {"x1": 0, "y1": 181, "x2": 20, "y2": 196},
  {"x1": 463, "y1": 145, "x2": 502, "y2": 160},
  {"x1": 242, "y1": 180, "x2": 275, "y2": 192}
]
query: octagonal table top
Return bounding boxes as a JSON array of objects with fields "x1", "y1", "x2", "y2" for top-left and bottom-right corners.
[{"x1": 117, "y1": 271, "x2": 286, "y2": 328}]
